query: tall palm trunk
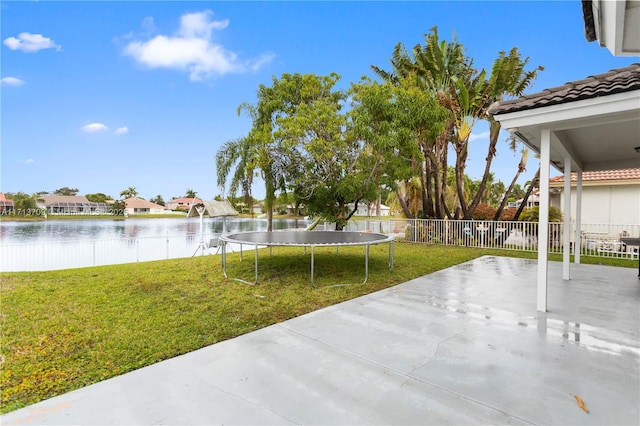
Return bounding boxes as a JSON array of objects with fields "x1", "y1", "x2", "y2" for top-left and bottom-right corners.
[
  {"x1": 493, "y1": 149, "x2": 528, "y2": 220},
  {"x1": 455, "y1": 142, "x2": 469, "y2": 219},
  {"x1": 468, "y1": 121, "x2": 501, "y2": 217},
  {"x1": 513, "y1": 167, "x2": 540, "y2": 221}
]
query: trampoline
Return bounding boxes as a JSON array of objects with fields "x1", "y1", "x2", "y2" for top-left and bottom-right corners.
[{"x1": 220, "y1": 231, "x2": 395, "y2": 287}]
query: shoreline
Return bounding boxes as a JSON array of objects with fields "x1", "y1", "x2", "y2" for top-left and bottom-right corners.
[{"x1": 0, "y1": 214, "x2": 309, "y2": 223}]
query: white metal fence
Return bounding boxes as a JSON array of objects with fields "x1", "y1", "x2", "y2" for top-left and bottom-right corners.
[
  {"x1": 347, "y1": 219, "x2": 639, "y2": 260},
  {"x1": 0, "y1": 234, "x2": 221, "y2": 272},
  {"x1": 1, "y1": 220, "x2": 637, "y2": 272}
]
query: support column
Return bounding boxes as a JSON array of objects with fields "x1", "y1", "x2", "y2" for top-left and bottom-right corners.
[
  {"x1": 537, "y1": 129, "x2": 551, "y2": 312},
  {"x1": 574, "y1": 170, "x2": 583, "y2": 264},
  {"x1": 563, "y1": 157, "x2": 572, "y2": 280}
]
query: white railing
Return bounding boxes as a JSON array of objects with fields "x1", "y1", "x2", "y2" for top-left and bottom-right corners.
[
  {"x1": 0, "y1": 234, "x2": 222, "y2": 272},
  {"x1": 1, "y1": 220, "x2": 637, "y2": 272},
  {"x1": 347, "y1": 219, "x2": 639, "y2": 260}
]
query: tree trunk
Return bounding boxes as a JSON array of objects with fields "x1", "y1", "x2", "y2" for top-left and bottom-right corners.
[
  {"x1": 455, "y1": 142, "x2": 469, "y2": 219},
  {"x1": 421, "y1": 149, "x2": 434, "y2": 218},
  {"x1": 467, "y1": 121, "x2": 500, "y2": 219},
  {"x1": 396, "y1": 185, "x2": 413, "y2": 219},
  {"x1": 513, "y1": 167, "x2": 540, "y2": 221},
  {"x1": 439, "y1": 141, "x2": 450, "y2": 218},
  {"x1": 494, "y1": 156, "x2": 526, "y2": 221},
  {"x1": 265, "y1": 178, "x2": 275, "y2": 232}
]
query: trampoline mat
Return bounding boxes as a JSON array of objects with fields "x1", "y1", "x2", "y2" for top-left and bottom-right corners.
[{"x1": 222, "y1": 230, "x2": 392, "y2": 246}]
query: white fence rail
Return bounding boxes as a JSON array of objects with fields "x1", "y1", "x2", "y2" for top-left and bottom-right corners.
[
  {"x1": 0, "y1": 234, "x2": 220, "y2": 272},
  {"x1": 1, "y1": 221, "x2": 637, "y2": 272},
  {"x1": 347, "y1": 219, "x2": 639, "y2": 260}
]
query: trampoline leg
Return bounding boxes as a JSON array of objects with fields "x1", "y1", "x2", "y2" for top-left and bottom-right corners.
[
  {"x1": 311, "y1": 245, "x2": 315, "y2": 288},
  {"x1": 240, "y1": 244, "x2": 243, "y2": 261},
  {"x1": 363, "y1": 244, "x2": 369, "y2": 285},
  {"x1": 253, "y1": 245, "x2": 258, "y2": 284},
  {"x1": 222, "y1": 242, "x2": 227, "y2": 278},
  {"x1": 389, "y1": 240, "x2": 394, "y2": 271}
]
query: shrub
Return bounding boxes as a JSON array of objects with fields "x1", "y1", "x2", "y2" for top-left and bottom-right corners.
[{"x1": 517, "y1": 206, "x2": 563, "y2": 222}]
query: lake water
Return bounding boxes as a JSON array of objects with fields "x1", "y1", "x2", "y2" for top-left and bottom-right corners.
[
  {"x1": 0, "y1": 217, "x2": 313, "y2": 272},
  {"x1": 0, "y1": 217, "x2": 311, "y2": 244}
]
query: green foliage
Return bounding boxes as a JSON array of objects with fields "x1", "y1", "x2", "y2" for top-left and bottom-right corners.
[
  {"x1": 185, "y1": 189, "x2": 197, "y2": 199},
  {"x1": 4, "y1": 192, "x2": 38, "y2": 211},
  {"x1": 149, "y1": 195, "x2": 165, "y2": 206},
  {"x1": 110, "y1": 200, "x2": 125, "y2": 215},
  {"x1": 53, "y1": 187, "x2": 79, "y2": 196},
  {"x1": 85, "y1": 193, "x2": 111, "y2": 203},
  {"x1": 120, "y1": 187, "x2": 138, "y2": 199},
  {"x1": 517, "y1": 206, "x2": 563, "y2": 223}
]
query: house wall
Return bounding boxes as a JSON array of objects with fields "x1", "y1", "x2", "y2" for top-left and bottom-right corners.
[{"x1": 552, "y1": 184, "x2": 640, "y2": 225}]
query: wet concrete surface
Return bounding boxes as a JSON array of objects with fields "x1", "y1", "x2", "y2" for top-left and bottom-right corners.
[{"x1": 3, "y1": 256, "x2": 638, "y2": 425}]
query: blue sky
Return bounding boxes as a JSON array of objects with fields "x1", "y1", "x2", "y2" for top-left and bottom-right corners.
[{"x1": 1, "y1": 0, "x2": 637, "y2": 202}]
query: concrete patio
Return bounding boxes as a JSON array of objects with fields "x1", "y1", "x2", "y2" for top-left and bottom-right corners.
[{"x1": 2, "y1": 256, "x2": 639, "y2": 425}]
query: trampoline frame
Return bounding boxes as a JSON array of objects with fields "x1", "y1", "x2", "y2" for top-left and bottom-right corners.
[{"x1": 220, "y1": 231, "x2": 395, "y2": 287}]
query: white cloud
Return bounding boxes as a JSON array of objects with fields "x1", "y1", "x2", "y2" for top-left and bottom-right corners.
[
  {"x1": 24, "y1": 158, "x2": 35, "y2": 164},
  {"x1": 249, "y1": 53, "x2": 276, "y2": 72},
  {"x1": 469, "y1": 131, "x2": 490, "y2": 142},
  {"x1": 3, "y1": 32, "x2": 62, "y2": 53},
  {"x1": 82, "y1": 123, "x2": 108, "y2": 133},
  {"x1": 0, "y1": 76, "x2": 25, "y2": 86},
  {"x1": 123, "y1": 10, "x2": 273, "y2": 81},
  {"x1": 115, "y1": 127, "x2": 129, "y2": 135}
]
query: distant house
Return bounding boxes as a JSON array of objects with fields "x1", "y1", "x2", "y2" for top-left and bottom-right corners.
[
  {"x1": 165, "y1": 197, "x2": 203, "y2": 211},
  {"x1": 0, "y1": 193, "x2": 14, "y2": 213},
  {"x1": 549, "y1": 168, "x2": 640, "y2": 225},
  {"x1": 285, "y1": 204, "x2": 305, "y2": 216},
  {"x1": 507, "y1": 193, "x2": 540, "y2": 209},
  {"x1": 124, "y1": 197, "x2": 167, "y2": 215},
  {"x1": 348, "y1": 202, "x2": 391, "y2": 217},
  {"x1": 39, "y1": 195, "x2": 110, "y2": 215}
]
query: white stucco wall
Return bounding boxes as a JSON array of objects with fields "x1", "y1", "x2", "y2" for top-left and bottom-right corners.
[{"x1": 551, "y1": 184, "x2": 640, "y2": 225}]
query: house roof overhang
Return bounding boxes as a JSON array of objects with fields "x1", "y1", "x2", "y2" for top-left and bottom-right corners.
[
  {"x1": 488, "y1": 64, "x2": 640, "y2": 174},
  {"x1": 583, "y1": 0, "x2": 640, "y2": 56}
]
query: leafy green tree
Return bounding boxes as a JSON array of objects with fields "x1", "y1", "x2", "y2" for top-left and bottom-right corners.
[
  {"x1": 150, "y1": 195, "x2": 165, "y2": 206},
  {"x1": 272, "y1": 73, "x2": 385, "y2": 229},
  {"x1": 110, "y1": 199, "x2": 125, "y2": 216},
  {"x1": 349, "y1": 76, "x2": 448, "y2": 219},
  {"x1": 4, "y1": 192, "x2": 37, "y2": 212},
  {"x1": 120, "y1": 187, "x2": 138, "y2": 199},
  {"x1": 53, "y1": 187, "x2": 79, "y2": 196},
  {"x1": 86, "y1": 193, "x2": 111, "y2": 203},
  {"x1": 235, "y1": 73, "x2": 347, "y2": 230},
  {"x1": 185, "y1": 189, "x2": 197, "y2": 199}
]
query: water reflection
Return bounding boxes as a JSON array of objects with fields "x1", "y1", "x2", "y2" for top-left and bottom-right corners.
[
  {"x1": 424, "y1": 294, "x2": 639, "y2": 357},
  {"x1": 0, "y1": 217, "x2": 308, "y2": 244}
]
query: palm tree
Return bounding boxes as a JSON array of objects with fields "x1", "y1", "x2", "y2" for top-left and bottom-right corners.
[
  {"x1": 373, "y1": 30, "x2": 542, "y2": 220},
  {"x1": 120, "y1": 187, "x2": 138, "y2": 199},
  {"x1": 215, "y1": 136, "x2": 255, "y2": 219},
  {"x1": 185, "y1": 189, "x2": 197, "y2": 199},
  {"x1": 463, "y1": 48, "x2": 543, "y2": 219}
]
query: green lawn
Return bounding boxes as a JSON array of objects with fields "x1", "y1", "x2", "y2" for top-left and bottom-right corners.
[{"x1": 0, "y1": 243, "x2": 635, "y2": 413}]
